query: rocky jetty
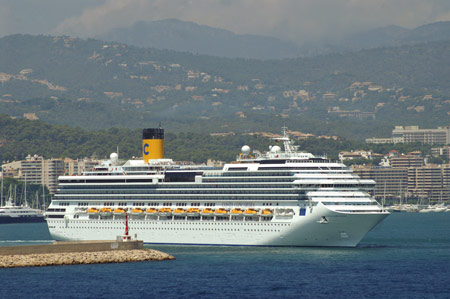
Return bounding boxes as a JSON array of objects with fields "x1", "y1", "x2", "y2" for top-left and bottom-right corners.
[{"x1": 0, "y1": 249, "x2": 175, "y2": 268}]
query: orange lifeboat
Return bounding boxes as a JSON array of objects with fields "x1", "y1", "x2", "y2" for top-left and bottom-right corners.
[
  {"x1": 158, "y1": 208, "x2": 173, "y2": 216},
  {"x1": 88, "y1": 207, "x2": 99, "y2": 215},
  {"x1": 244, "y1": 208, "x2": 258, "y2": 217},
  {"x1": 231, "y1": 208, "x2": 244, "y2": 215},
  {"x1": 113, "y1": 208, "x2": 127, "y2": 215},
  {"x1": 146, "y1": 208, "x2": 158, "y2": 214},
  {"x1": 214, "y1": 208, "x2": 229, "y2": 216},
  {"x1": 186, "y1": 208, "x2": 201, "y2": 217},
  {"x1": 173, "y1": 208, "x2": 186, "y2": 216},
  {"x1": 201, "y1": 208, "x2": 214, "y2": 216}
]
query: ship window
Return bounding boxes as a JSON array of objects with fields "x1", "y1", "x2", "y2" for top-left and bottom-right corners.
[{"x1": 299, "y1": 208, "x2": 306, "y2": 216}]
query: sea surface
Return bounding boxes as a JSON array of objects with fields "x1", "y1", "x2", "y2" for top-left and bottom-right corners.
[{"x1": 0, "y1": 213, "x2": 449, "y2": 298}]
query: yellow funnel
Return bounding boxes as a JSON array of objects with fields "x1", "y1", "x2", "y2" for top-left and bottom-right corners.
[{"x1": 143, "y1": 128, "x2": 164, "y2": 162}]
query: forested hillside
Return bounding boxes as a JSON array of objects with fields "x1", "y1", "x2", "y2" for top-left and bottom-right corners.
[
  {"x1": 0, "y1": 115, "x2": 433, "y2": 164},
  {"x1": 0, "y1": 34, "x2": 449, "y2": 140}
]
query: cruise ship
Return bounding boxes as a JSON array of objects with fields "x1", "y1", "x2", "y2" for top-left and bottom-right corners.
[{"x1": 46, "y1": 128, "x2": 389, "y2": 247}]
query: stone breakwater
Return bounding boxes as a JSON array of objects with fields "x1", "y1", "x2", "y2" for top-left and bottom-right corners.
[{"x1": 0, "y1": 249, "x2": 175, "y2": 268}]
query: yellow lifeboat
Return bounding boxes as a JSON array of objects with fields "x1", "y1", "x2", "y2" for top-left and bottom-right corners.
[
  {"x1": 99, "y1": 207, "x2": 113, "y2": 217},
  {"x1": 186, "y1": 208, "x2": 201, "y2": 217},
  {"x1": 214, "y1": 208, "x2": 229, "y2": 216},
  {"x1": 113, "y1": 208, "x2": 127, "y2": 215},
  {"x1": 173, "y1": 208, "x2": 186, "y2": 216},
  {"x1": 231, "y1": 208, "x2": 244, "y2": 215},
  {"x1": 158, "y1": 208, "x2": 173, "y2": 216},
  {"x1": 244, "y1": 208, "x2": 258, "y2": 217},
  {"x1": 260, "y1": 208, "x2": 273, "y2": 216},
  {"x1": 131, "y1": 208, "x2": 145, "y2": 217},
  {"x1": 146, "y1": 208, "x2": 158, "y2": 214},
  {"x1": 88, "y1": 207, "x2": 99, "y2": 214},
  {"x1": 200, "y1": 208, "x2": 214, "y2": 216}
]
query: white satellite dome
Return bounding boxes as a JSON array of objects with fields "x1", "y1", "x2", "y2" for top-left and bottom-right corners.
[
  {"x1": 110, "y1": 153, "x2": 119, "y2": 165},
  {"x1": 241, "y1": 145, "x2": 251, "y2": 155},
  {"x1": 270, "y1": 145, "x2": 281, "y2": 153}
]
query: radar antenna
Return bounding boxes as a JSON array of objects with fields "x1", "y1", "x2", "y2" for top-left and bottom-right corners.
[{"x1": 274, "y1": 127, "x2": 299, "y2": 153}]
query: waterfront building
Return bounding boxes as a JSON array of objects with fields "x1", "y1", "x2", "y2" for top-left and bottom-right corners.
[
  {"x1": 352, "y1": 164, "x2": 450, "y2": 203},
  {"x1": 390, "y1": 155, "x2": 424, "y2": 168},
  {"x1": 365, "y1": 137, "x2": 394, "y2": 144},
  {"x1": 408, "y1": 165, "x2": 450, "y2": 202},
  {"x1": 64, "y1": 158, "x2": 100, "y2": 176},
  {"x1": 431, "y1": 146, "x2": 450, "y2": 159},
  {"x1": 338, "y1": 150, "x2": 373, "y2": 162},
  {"x1": 351, "y1": 166, "x2": 408, "y2": 200},
  {"x1": 1, "y1": 156, "x2": 100, "y2": 194},
  {"x1": 392, "y1": 126, "x2": 450, "y2": 145}
]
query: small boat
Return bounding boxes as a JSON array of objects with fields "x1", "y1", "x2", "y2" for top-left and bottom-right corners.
[
  {"x1": 275, "y1": 208, "x2": 294, "y2": 216},
  {"x1": 113, "y1": 208, "x2": 127, "y2": 215},
  {"x1": 200, "y1": 208, "x2": 214, "y2": 216},
  {"x1": 74, "y1": 207, "x2": 88, "y2": 215},
  {"x1": 243, "y1": 208, "x2": 258, "y2": 217},
  {"x1": 214, "y1": 208, "x2": 229, "y2": 216},
  {"x1": 131, "y1": 208, "x2": 145, "y2": 217},
  {"x1": 99, "y1": 207, "x2": 113, "y2": 217},
  {"x1": 259, "y1": 208, "x2": 273, "y2": 216},
  {"x1": 146, "y1": 208, "x2": 158, "y2": 214},
  {"x1": 88, "y1": 207, "x2": 99, "y2": 215},
  {"x1": 158, "y1": 208, "x2": 173, "y2": 217},
  {"x1": 419, "y1": 205, "x2": 446, "y2": 213},
  {"x1": 173, "y1": 208, "x2": 186, "y2": 216},
  {"x1": 231, "y1": 208, "x2": 243, "y2": 215},
  {"x1": 186, "y1": 208, "x2": 200, "y2": 217}
]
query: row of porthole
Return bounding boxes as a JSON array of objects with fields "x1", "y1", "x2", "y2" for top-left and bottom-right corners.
[
  {"x1": 48, "y1": 219, "x2": 290, "y2": 227},
  {"x1": 71, "y1": 220, "x2": 290, "y2": 226},
  {"x1": 66, "y1": 226, "x2": 282, "y2": 233}
]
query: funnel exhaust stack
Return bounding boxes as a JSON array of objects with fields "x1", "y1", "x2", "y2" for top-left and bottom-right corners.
[{"x1": 143, "y1": 128, "x2": 164, "y2": 162}]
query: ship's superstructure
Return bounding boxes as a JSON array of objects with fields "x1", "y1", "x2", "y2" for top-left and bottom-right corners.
[{"x1": 46, "y1": 128, "x2": 389, "y2": 247}]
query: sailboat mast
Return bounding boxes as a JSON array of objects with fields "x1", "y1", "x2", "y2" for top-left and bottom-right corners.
[
  {"x1": 42, "y1": 184, "x2": 46, "y2": 209},
  {"x1": 0, "y1": 174, "x2": 3, "y2": 207},
  {"x1": 24, "y1": 174, "x2": 27, "y2": 207}
]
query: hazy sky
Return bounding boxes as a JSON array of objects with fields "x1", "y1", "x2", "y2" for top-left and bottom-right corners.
[{"x1": 2, "y1": 0, "x2": 450, "y2": 44}]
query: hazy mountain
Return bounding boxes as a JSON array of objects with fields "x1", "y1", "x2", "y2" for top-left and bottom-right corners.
[
  {"x1": 99, "y1": 19, "x2": 301, "y2": 60},
  {"x1": 334, "y1": 21, "x2": 450, "y2": 52},
  {"x1": 99, "y1": 19, "x2": 450, "y2": 59}
]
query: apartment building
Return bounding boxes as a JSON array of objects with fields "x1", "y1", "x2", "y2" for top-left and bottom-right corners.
[
  {"x1": 390, "y1": 155, "x2": 424, "y2": 168},
  {"x1": 392, "y1": 126, "x2": 450, "y2": 145},
  {"x1": 1, "y1": 155, "x2": 100, "y2": 194},
  {"x1": 432, "y1": 146, "x2": 450, "y2": 159},
  {"x1": 352, "y1": 166, "x2": 408, "y2": 200},
  {"x1": 352, "y1": 164, "x2": 450, "y2": 203},
  {"x1": 408, "y1": 166, "x2": 450, "y2": 202}
]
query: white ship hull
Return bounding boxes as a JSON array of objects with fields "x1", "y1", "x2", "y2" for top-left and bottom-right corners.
[
  {"x1": 46, "y1": 127, "x2": 390, "y2": 247},
  {"x1": 47, "y1": 204, "x2": 388, "y2": 247}
]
